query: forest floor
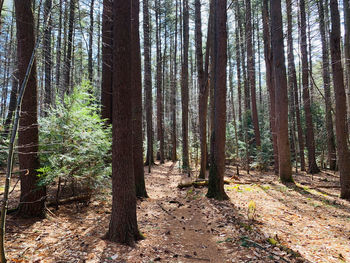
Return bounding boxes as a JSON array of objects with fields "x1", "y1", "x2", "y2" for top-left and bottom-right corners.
[{"x1": 3, "y1": 162, "x2": 350, "y2": 263}]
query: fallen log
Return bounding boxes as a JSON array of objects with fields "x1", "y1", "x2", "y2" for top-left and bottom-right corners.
[{"x1": 46, "y1": 194, "x2": 91, "y2": 207}]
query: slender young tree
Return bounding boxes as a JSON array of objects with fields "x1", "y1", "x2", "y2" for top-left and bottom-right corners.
[
  {"x1": 101, "y1": 0, "x2": 113, "y2": 124},
  {"x1": 271, "y1": 0, "x2": 293, "y2": 182},
  {"x1": 88, "y1": 0, "x2": 94, "y2": 83},
  {"x1": 329, "y1": 0, "x2": 350, "y2": 199},
  {"x1": 317, "y1": 0, "x2": 337, "y2": 170},
  {"x1": 131, "y1": 0, "x2": 148, "y2": 198},
  {"x1": 15, "y1": 0, "x2": 46, "y2": 217},
  {"x1": 206, "y1": 0, "x2": 229, "y2": 201},
  {"x1": 106, "y1": 0, "x2": 142, "y2": 244},
  {"x1": 299, "y1": 0, "x2": 320, "y2": 174},
  {"x1": 181, "y1": 0, "x2": 189, "y2": 172},
  {"x1": 143, "y1": 0, "x2": 154, "y2": 166}
]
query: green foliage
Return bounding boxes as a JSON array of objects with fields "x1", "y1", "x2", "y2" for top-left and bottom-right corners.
[{"x1": 38, "y1": 82, "x2": 112, "y2": 189}]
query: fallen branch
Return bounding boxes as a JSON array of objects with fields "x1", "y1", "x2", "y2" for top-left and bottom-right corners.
[{"x1": 46, "y1": 194, "x2": 91, "y2": 207}]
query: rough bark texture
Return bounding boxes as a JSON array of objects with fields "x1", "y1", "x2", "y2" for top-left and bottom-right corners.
[
  {"x1": 329, "y1": 0, "x2": 350, "y2": 199},
  {"x1": 286, "y1": 0, "x2": 306, "y2": 172},
  {"x1": 101, "y1": 0, "x2": 113, "y2": 124},
  {"x1": 343, "y1": 0, "x2": 350, "y2": 124},
  {"x1": 299, "y1": 0, "x2": 320, "y2": 174},
  {"x1": 55, "y1": 0, "x2": 62, "y2": 91},
  {"x1": 235, "y1": 3, "x2": 242, "y2": 126},
  {"x1": 43, "y1": 0, "x2": 52, "y2": 111},
  {"x1": 131, "y1": 0, "x2": 148, "y2": 198},
  {"x1": 88, "y1": 0, "x2": 94, "y2": 83},
  {"x1": 106, "y1": 0, "x2": 141, "y2": 244},
  {"x1": 207, "y1": 0, "x2": 229, "y2": 201},
  {"x1": 143, "y1": 0, "x2": 154, "y2": 165},
  {"x1": 262, "y1": 0, "x2": 278, "y2": 174},
  {"x1": 270, "y1": 0, "x2": 293, "y2": 182},
  {"x1": 195, "y1": 0, "x2": 208, "y2": 179},
  {"x1": 317, "y1": 0, "x2": 337, "y2": 171},
  {"x1": 246, "y1": 0, "x2": 261, "y2": 147},
  {"x1": 15, "y1": 0, "x2": 46, "y2": 218},
  {"x1": 181, "y1": 0, "x2": 189, "y2": 171}
]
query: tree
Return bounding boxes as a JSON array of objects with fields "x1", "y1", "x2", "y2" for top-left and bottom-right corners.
[
  {"x1": 317, "y1": 0, "x2": 337, "y2": 170},
  {"x1": 329, "y1": 0, "x2": 350, "y2": 199},
  {"x1": 131, "y1": 0, "x2": 148, "y2": 198},
  {"x1": 43, "y1": 0, "x2": 52, "y2": 111},
  {"x1": 105, "y1": 0, "x2": 142, "y2": 244},
  {"x1": 206, "y1": 0, "x2": 229, "y2": 201},
  {"x1": 270, "y1": 0, "x2": 293, "y2": 182},
  {"x1": 299, "y1": 0, "x2": 320, "y2": 174},
  {"x1": 88, "y1": 0, "x2": 94, "y2": 83},
  {"x1": 143, "y1": 0, "x2": 154, "y2": 166},
  {"x1": 181, "y1": 0, "x2": 189, "y2": 171},
  {"x1": 101, "y1": 0, "x2": 113, "y2": 124},
  {"x1": 262, "y1": 0, "x2": 278, "y2": 174},
  {"x1": 246, "y1": 0, "x2": 261, "y2": 148},
  {"x1": 15, "y1": 0, "x2": 46, "y2": 217},
  {"x1": 286, "y1": 0, "x2": 306, "y2": 171},
  {"x1": 195, "y1": 0, "x2": 208, "y2": 179}
]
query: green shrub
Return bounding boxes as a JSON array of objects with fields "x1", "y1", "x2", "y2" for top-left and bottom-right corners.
[{"x1": 38, "y1": 82, "x2": 112, "y2": 190}]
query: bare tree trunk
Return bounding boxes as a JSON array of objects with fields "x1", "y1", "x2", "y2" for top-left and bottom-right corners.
[
  {"x1": 131, "y1": 0, "x2": 148, "y2": 198},
  {"x1": 262, "y1": 0, "x2": 278, "y2": 174},
  {"x1": 207, "y1": 0, "x2": 229, "y2": 201},
  {"x1": 43, "y1": 0, "x2": 52, "y2": 112},
  {"x1": 181, "y1": 0, "x2": 189, "y2": 171},
  {"x1": 101, "y1": 0, "x2": 113, "y2": 124},
  {"x1": 271, "y1": 0, "x2": 293, "y2": 182},
  {"x1": 299, "y1": 0, "x2": 320, "y2": 174},
  {"x1": 55, "y1": 0, "x2": 63, "y2": 93},
  {"x1": 106, "y1": 0, "x2": 142, "y2": 244},
  {"x1": 143, "y1": 0, "x2": 154, "y2": 166},
  {"x1": 317, "y1": 0, "x2": 337, "y2": 171},
  {"x1": 329, "y1": 0, "x2": 350, "y2": 199},
  {"x1": 88, "y1": 0, "x2": 94, "y2": 84},
  {"x1": 15, "y1": 0, "x2": 46, "y2": 218},
  {"x1": 343, "y1": 0, "x2": 350, "y2": 128},
  {"x1": 246, "y1": 0, "x2": 261, "y2": 147},
  {"x1": 286, "y1": 0, "x2": 306, "y2": 172}
]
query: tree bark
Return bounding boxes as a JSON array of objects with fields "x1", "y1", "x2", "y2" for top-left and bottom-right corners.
[
  {"x1": 106, "y1": 0, "x2": 142, "y2": 244},
  {"x1": 88, "y1": 0, "x2": 94, "y2": 83},
  {"x1": 131, "y1": 0, "x2": 148, "y2": 198},
  {"x1": 262, "y1": 0, "x2": 278, "y2": 174},
  {"x1": 206, "y1": 0, "x2": 229, "y2": 201},
  {"x1": 246, "y1": 0, "x2": 261, "y2": 147},
  {"x1": 15, "y1": 0, "x2": 46, "y2": 218},
  {"x1": 299, "y1": 0, "x2": 320, "y2": 174},
  {"x1": 286, "y1": 0, "x2": 306, "y2": 172},
  {"x1": 101, "y1": 0, "x2": 113, "y2": 124},
  {"x1": 43, "y1": 0, "x2": 52, "y2": 112},
  {"x1": 329, "y1": 0, "x2": 350, "y2": 199},
  {"x1": 181, "y1": 0, "x2": 189, "y2": 171},
  {"x1": 271, "y1": 0, "x2": 293, "y2": 182},
  {"x1": 317, "y1": 0, "x2": 337, "y2": 171},
  {"x1": 143, "y1": 0, "x2": 154, "y2": 166}
]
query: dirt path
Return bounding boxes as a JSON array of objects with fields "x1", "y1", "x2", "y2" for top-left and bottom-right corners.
[{"x1": 5, "y1": 162, "x2": 317, "y2": 262}]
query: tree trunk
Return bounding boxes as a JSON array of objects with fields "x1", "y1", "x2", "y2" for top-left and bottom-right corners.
[
  {"x1": 262, "y1": 0, "x2": 278, "y2": 174},
  {"x1": 343, "y1": 0, "x2": 350, "y2": 129},
  {"x1": 131, "y1": 0, "x2": 148, "y2": 198},
  {"x1": 181, "y1": 0, "x2": 189, "y2": 172},
  {"x1": 206, "y1": 0, "x2": 229, "y2": 201},
  {"x1": 106, "y1": 0, "x2": 142, "y2": 244},
  {"x1": 271, "y1": 0, "x2": 293, "y2": 182},
  {"x1": 195, "y1": 0, "x2": 208, "y2": 179},
  {"x1": 101, "y1": 0, "x2": 113, "y2": 124},
  {"x1": 143, "y1": 0, "x2": 154, "y2": 166},
  {"x1": 286, "y1": 0, "x2": 306, "y2": 172},
  {"x1": 246, "y1": 0, "x2": 261, "y2": 147},
  {"x1": 329, "y1": 0, "x2": 350, "y2": 199},
  {"x1": 43, "y1": 0, "x2": 52, "y2": 112},
  {"x1": 88, "y1": 0, "x2": 94, "y2": 83},
  {"x1": 15, "y1": 0, "x2": 46, "y2": 218},
  {"x1": 299, "y1": 0, "x2": 320, "y2": 174},
  {"x1": 55, "y1": 0, "x2": 62, "y2": 92},
  {"x1": 62, "y1": 0, "x2": 75, "y2": 97},
  {"x1": 317, "y1": 0, "x2": 337, "y2": 171}
]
